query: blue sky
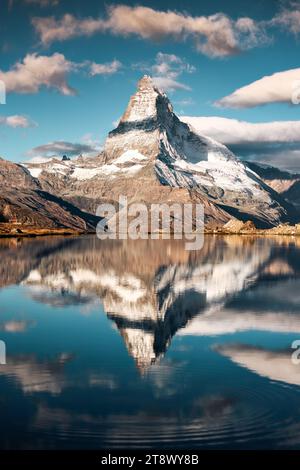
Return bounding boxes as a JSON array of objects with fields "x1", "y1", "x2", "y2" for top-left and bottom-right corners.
[{"x1": 0, "y1": 0, "x2": 300, "y2": 170}]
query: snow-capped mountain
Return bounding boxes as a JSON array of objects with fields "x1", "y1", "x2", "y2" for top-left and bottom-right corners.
[{"x1": 23, "y1": 76, "x2": 298, "y2": 228}]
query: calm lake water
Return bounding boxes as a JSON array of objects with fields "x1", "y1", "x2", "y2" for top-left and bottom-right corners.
[{"x1": 0, "y1": 235, "x2": 300, "y2": 449}]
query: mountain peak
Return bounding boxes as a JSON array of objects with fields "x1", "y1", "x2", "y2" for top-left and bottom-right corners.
[
  {"x1": 137, "y1": 75, "x2": 156, "y2": 92},
  {"x1": 119, "y1": 75, "x2": 172, "y2": 125}
]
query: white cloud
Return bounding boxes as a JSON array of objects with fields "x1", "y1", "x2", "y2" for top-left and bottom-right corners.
[
  {"x1": 216, "y1": 68, "x2": 300, "y2": 107},
  {"x1": 152, "y1": 76, "x2": 191, "y2": 92},
  {"x1": 32, "y1": 5, "x2": 267, "y2": 57},
  {"x1": 89, "y1": 59, "x2": 122, "y2": 76},
  {"x1": 182, "y1": 116, "x2": 300, "y2": 170},
  {"x1": 0, "y1": 115, "x2": 35, "y2": 128},
  {"x1": 0, "y1": 53, "x2": 76, "y2": 95},
  {"x1": 182, "y1": 116, "x2": 300, "y2": 145}
]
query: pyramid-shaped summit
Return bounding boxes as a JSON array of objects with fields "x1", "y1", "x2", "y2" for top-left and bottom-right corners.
[
  {"x1": 24, "y1": 76, "x2": 298, "y2": 228},
  {"x1": 105, "y1": 74, "x2": 232, "y2": 167},
  {"x1": 120, "y1": 75, "x2": 170, "y2": 123}
]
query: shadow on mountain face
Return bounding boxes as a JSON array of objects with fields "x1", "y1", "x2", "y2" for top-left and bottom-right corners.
[{"x1": 35, "y1": 190, "x2": 103, "y2": 229}]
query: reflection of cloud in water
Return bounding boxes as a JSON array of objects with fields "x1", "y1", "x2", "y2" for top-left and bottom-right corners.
[
  {"x1": 0, "y1": 320, "x2": 34, "y2": 333},
  {"x1": 144, "y1": 359, "x2": 188, "y2": 397},
  {"x1": 194, "y1": 395, "x2": 235, "y2": 419},
  {"x1": 88, "y1": 373, "x2": 118, "y2": 390},
  {"x1": 0, "y1": 354, "x2": 119, "y2": 395},
  {"x1": 0, "y1": 353, "x2": 73, "y2": 394},
  {"x1": 216, "y1": 344, "x2": 300, "y2": 386},
  {"x1": 179, "y1": 309, "x2": 300, "y2": 336}
]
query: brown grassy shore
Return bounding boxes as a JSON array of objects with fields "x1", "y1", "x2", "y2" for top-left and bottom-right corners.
[{"x1": 0, "y1": 223, "x2": 86, "y2": 238}]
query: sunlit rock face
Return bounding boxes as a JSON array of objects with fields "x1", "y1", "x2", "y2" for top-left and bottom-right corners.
[
  {"x1": 0, "y1": 158, "x2": 98, "y2": 230},
  {"x1": 23, "y1": 76, "x2": 298, "y2": 228}
]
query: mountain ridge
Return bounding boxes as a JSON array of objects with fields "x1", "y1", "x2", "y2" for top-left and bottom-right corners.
[{"x1": 0, "y1": 158, "x2": 101, "y2": 231}]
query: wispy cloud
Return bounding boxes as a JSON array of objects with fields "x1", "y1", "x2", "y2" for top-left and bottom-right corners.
[
  {"x1": 81, "y1": 133, "x2": 103, "y2": 151},
  {"x1": 9, "y1": 0, "x2": 59, "y2": 8},
  {"x1": 25, "y1": 0, "x2": 59, "y2": 5},
  {"x1": 271, "y1": 3, "x2": 300, "y2": 34},
  {"x1": 89, "y1": 59, "x2": 122, "y2": 76},
  {"x1": 32, "y1": 13, "x2": 107, "y2": 45},
  {"x1": 0, "y1": 114, "x2": 35, "y2": 128},
  {"x1": 153, "y1": 52, "x2": 194, "y2": 91},
  {"x1": 28, "y1": 140, "x2": 100, "y2": 158},
  {"x1": 215, "y1": 68, "x2": 300, "y2": 108},
  {"x1": 174, "y1": 97, "x2": 195, "y2": 107},
  {"x1": 152, "y1": 76, "x2": 191, "y2": 92},
  {"x1": 32, "y1": 5, "x2": 268, "y2": 57},
  {"x1": 134, "y1": 52, "x2": 194, "y2": 91}
]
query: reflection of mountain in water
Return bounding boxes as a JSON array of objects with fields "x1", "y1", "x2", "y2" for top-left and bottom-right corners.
[{"x1": 1, "y1": 236, "x2": 300, "y2": 370}]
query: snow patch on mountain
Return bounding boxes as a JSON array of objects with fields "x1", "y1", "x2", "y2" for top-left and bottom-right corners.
[
  {"x1": 29, "y1": 167, "x2": 43, "y2": 178},
  {"x1": 114, "y1": 149, "x2": 147, "y2": 164}
]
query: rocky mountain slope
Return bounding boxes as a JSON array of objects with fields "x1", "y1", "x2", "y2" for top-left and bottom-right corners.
[
  {"x1": 245, "y1": 161, "x2": 300, "y2": 208},
  {"x1": 23, "y1": 76, "x2": 299, "y2": 229},
  {"x1": 0, "y1": 157, "x2": 100, "y2": 231}
]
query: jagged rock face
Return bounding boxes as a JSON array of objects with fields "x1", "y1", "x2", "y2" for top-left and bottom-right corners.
[
  {"x1": 0, "y1": 157, "x2": 99, "y2": 230},
  {"x1": 23, "y1": 76, "x2": 299, "y2": 228},
  {"x1": 246, "y1": 161, "x2": 300, "y2": 208},
  {"x1": 0, "y1": 157, "x2": 39, "y2": 190}
]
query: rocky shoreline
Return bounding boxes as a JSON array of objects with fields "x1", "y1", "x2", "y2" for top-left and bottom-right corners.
[
  {"x1": 2, "y1": 220, "x2": 300, "y2": 238},
  {"x1": 208, "y1": 219, "x2": 300, "y2": 236}
]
